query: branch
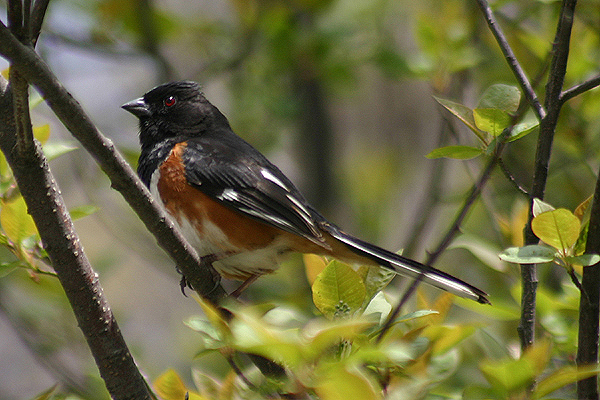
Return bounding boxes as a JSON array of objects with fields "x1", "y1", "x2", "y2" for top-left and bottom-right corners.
[
  {"x1": 30, "y1": 0, "x2": 50, "y2": 45},
  {"x1": 0, "y1": 81, "x2": 155, "y2": 399},
  {"x1": 475, "y1": 0, "x2": 546, "y2": 121},
  {"x1": 520, "y1": 0, "x2": 578, "y2": 352},
  {"x1": 0, "y1": 21, "x2": 227, "y2": 304},
  {"x1": 577, "y1": 167, "x2": 600, "y2": 398},
  {"x1": 560, "y1": 74, "x2": 600, "y2": 105}
]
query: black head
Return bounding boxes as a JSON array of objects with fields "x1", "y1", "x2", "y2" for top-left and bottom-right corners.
[{"x1": 122, "y1": 81, "x2": 227, "y2": 148}]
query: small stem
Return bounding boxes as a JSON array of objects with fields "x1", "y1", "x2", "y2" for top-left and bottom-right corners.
[{"x1": 560, "y1": 74, "x2": 600, "y2": 105}]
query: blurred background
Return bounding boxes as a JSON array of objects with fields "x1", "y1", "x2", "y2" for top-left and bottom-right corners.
[{"x1": 1, "y1": 0, "x2": 599, "y2": 398}]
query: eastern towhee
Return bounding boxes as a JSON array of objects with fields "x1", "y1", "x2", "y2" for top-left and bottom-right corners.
[{"x1": 122, "y1": 81, "x2": 489, "y2": 304}]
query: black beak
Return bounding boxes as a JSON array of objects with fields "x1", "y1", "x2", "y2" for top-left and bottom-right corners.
[{"x1": 122, "y1": 97, "x2": 151, "y2": 118}]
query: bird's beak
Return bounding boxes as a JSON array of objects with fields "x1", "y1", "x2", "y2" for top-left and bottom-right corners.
[{"x1": 122, "y1": 97, "x2": 151, "y2": 118}]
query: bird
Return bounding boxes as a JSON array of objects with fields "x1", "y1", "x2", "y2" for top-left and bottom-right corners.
[{"x1": 122, "y1": 81, "x2": 489, "y2": 304}]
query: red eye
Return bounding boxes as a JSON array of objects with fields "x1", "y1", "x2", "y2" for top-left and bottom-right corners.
[{"x1": 164, "y1": 96, "x2": 176, "y2": 107}]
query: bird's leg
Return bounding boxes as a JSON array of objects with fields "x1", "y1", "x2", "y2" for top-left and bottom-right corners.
[
  {"x1": 178, "y1": 252, "x2": 230, "y2": 296},
  {"x1": 229, "y1": 274, "x2": 261, "y2": 298}
]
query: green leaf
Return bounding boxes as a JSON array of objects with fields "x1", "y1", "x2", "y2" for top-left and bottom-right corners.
[
  {"x1": 567, "y1": 254, "x2": 600, "y2": 267},
  {"x1": 499, "y1": 245, "x2": 556, "y2": 264},
  {"x1": 305, "y1": 319, "x2": 373, "y2": 359},
  {"x1": 69, "y1": 205, "x2": 100, "y2": 220},
  {"x1": 230, "y1": 311, "x2": 303, "y2": 367},
  {"x1": 43, "y1": 142, "x2": 78, "y2": 161},
  {"x1": 433, "y1": 96, "x2": 485, "y2": 141},
  {"x1": 425, "y1": 145, "x2": 482, "y2": 160},
  {"x1": 425, "y1": 324, "x2": 477, "y2": 355},
  {"x1": 507, "y1": 119, "x2": 539, "y2": 142},
  {"x1": 534, "y1": 365, "x2": 600, "y2": 399},
  {"x1": 473, "y1": 108, "x2": 511, "y2": 136},
  {"x1": 312, "y1": 260, "x2": 366, "y2": 319},
  {"x1": 154, "y1": 369, "x2": 206, "y2": 400},
  {"x1": 531, "y1": 209, "x2": 580, "y2": 251},
  {"x1": 0, "y1": 261, "x2": 22, "y2": 278},
  {"x1": 184, "y1": 316, "x2": 224, "y2": 352},
  {"x1": 478, "y1": 84, "x2": 521, "y2": 113},
  {"x1": 314, "y1": 364, "x2": 379, "y2": 400},
  {"x1": 373, "y1": 47, "x2": 409, "y2": 78},
  {"x1": 0, "y1": 196, "x2": 38, "y2": 244},
  {"x1": 357, "y1": 265, "x2": 395, "y2": 306},
  {"x1": 480, "y1": 339, "x2": 551, "y2": 394},
  {"x1": 154, "y1": 369, "x2": 187, "y2": 400}
]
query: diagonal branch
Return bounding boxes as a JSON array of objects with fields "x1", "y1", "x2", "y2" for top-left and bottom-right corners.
[
  {"x1": 0, "y1": 21, "x2": 226, "y2": 304},
  {"x1": 475, "y1": 0, "x2": 546, "y2": 121},
  {"x1": 560, "y1": 74, "x2": 600, "y2": 105},
  {"x1": 30, "y1": 0, "x2": 50, "y2": 45},
  {"x1": 0, "y1": 79, "x2": 155, "y2": 399}
]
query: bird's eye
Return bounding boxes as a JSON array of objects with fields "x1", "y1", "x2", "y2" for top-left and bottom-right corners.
[{"x1": 164, "y1": 96, "x2": 176, "y2": 107}]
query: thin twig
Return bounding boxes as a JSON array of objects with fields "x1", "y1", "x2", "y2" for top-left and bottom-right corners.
[
  {"x1": 497, "y1": 157, "x2": 529, "y2": 197},
  {"x1": 226, "y1": 354, "x2": 257, "y2": 390},
  {"x1": 30, "y1": 0, "x2": 50, "y2": 44},
  {"x1": 560, "y1": 74, "x2": 600, "y2": 105},
  {"x1": 475, "y1": 0, "x2": 546, "y2": 121}
]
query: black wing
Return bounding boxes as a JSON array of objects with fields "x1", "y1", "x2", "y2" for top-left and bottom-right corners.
[{"x1": 181, "y1": 136, "x2": 330, "y2": 248}]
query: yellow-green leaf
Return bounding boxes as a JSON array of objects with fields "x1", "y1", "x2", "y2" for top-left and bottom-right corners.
[
  {"x1": 433, "y1": 96, "x2": 486, "y2": 143},
  {"x1": 425, "y1": 324, "x2": 477, "y2": 355},
  {"x1": 507, "y1": 119, "x2": 539, "y2": 142},
  {"x1": 532, "y1": 209, "x2": 580, "y2": 251},
  {"x1": 534, "y1": 364, "x2": 600, "y2": 399},
  {"x1": 154, "y1": 369, "x2": 206, "y2": 400},
  {"x1": 314, "y1": 364, "x2": 380, "y2": 400},
  {"x1": 480, "y1": 339, "x2": 551, "y2": 394},
  {"x1": 305, "y1": 319, "x2": 373, "y2": 359},
  {"x1": 33, "y1": 124, "x2": 50, "y2": 144},
  {"x1": 194, "y1": 296, "x2": 231, "y2": 339},
  {"x1": 312, "y1": 260, "x2": 366, "y2": 319},
  {"x1": 0, "y1": 196, "x2": 38, "y2": 244},
  {"x1": 473, "y1": 108, "x2": 511, "y2": 136},
  {"x1": 230, "y1": 311, "x2": 303, "y2": 367},
  {"x1": 304, "y1": 253, "x2": 328, "y2": 285}
]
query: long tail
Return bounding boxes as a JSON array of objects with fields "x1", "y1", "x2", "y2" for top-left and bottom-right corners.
[{"x1": 326, "y1": 226, "x2": 490, "y2": 304}]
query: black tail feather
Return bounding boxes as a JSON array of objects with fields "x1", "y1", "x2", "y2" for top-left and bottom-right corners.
[{"x1": 326, "y1": 226, "x2": 490, "y2": 304}]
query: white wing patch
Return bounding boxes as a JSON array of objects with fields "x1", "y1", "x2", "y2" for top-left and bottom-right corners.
[
  {"x1": 217, "y1": 188, "x2": 239, "y2": 202},
  {"x1": 260, "y1": 168, "x2": 290, "y2": 191}
]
